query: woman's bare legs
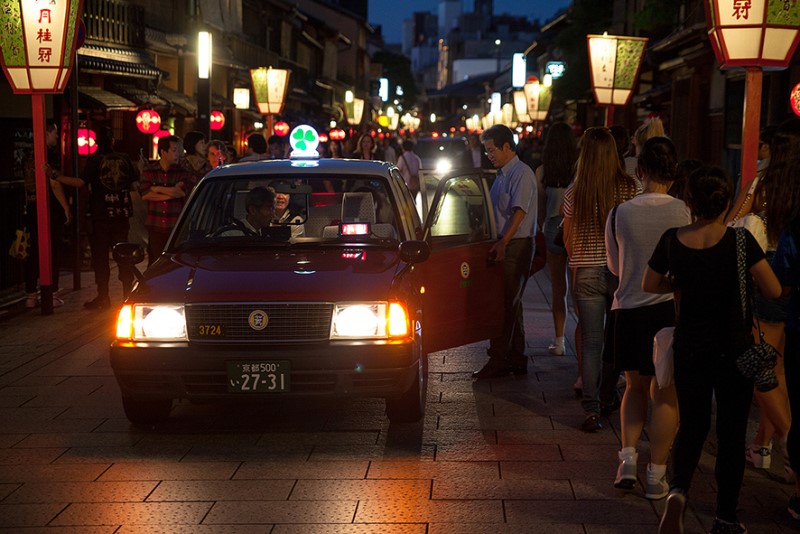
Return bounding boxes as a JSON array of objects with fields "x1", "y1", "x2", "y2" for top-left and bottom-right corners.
[
  {"x1": 649, "y1": 378, "x2": 679, "y2": 465},
  {"x1": 752, "y1": 321, "x2": 791, "y2": 459}
]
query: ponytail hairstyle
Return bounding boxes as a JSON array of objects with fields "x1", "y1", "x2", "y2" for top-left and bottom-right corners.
[
  {"x1": 637, "y1": 136, "x2": 677, "y2": 185},
  {"x1": 686, "y1": 166, "x2": 731, "y2": 220}
]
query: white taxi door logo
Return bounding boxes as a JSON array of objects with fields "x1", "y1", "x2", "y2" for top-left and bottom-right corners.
[{"x1": 460, "y1": 262, "x2": 470, "y2": 279}]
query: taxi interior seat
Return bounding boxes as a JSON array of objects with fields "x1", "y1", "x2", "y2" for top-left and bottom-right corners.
[
  {"x1": 232, "y1": 190, "x2": 250, "y2": 222},
  {"x1": 341, "y1": 192, "x2": 376, "y2": 224},
  {"x1": 305, "y1": 203, "x2": 342, "y2": 237}
]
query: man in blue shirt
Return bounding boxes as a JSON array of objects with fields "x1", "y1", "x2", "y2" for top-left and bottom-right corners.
[{"x1": 473, "y1": 125, "x2": 538, "y2": 379}]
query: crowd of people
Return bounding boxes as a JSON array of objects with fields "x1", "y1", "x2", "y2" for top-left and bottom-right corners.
[
  {"x1": 21, "y1": 116, "x2": 800, "y2": 532},
  {"x1": 505, "y1": 117, "x2": 799, "y2": 534}
]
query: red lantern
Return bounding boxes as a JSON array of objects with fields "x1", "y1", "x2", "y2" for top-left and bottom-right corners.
[
  {"x1": 791, "y1": 82, "x2": 800, "y2": 118},
  {"x1": 210, "y1": 110, "x2": 225, "y2": 130},
  {"x1": 77, "y1": 128, "x2": 97, "y2": 156},
  {"x1": 329, "y1": 128, "x2": 345, "y2": 141},
  {"x1": 273, "y1": 121, "x2": 290, "y2": 136},
  {"x1": 136, "y1": 110, "x2": 161, "y2": 135},
  {"x1": 152, "y1": 129, "x2": 171, "y2": 148},
  {"x1": 318, "y1": 132, "x2": 329, "y2": 143}
]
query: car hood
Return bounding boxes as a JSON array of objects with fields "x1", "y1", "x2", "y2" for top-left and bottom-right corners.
[{"x1": 133, "y1": 248, "x2": 403, "y2": 303}]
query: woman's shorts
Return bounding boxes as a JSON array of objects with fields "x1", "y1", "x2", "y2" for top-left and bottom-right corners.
[
  {"x1": 613, "y1": 300, "x2": 676, "y2": 375},
  {"x1": 754, "y1": 252, "x2": 789, "y2": 323},
  {"x1": 543, "y1": 216, "x2": 566, "y2": 255}
]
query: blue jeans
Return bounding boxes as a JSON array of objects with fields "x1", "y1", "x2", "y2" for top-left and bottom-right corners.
[{"x1": 572, "y1": 265, "x2": 612, "y2": 416}]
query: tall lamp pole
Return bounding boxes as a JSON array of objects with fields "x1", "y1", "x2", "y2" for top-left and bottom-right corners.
[
  {"x1": 705, "y1": 0, "x2": 800, "y2": 190},
  {"x1": 197, "y1": 31, "x2": 212, "y2": 139},
  {"x1": 0, "y1": 0, "x2": 84, "y2": 315},
  {"x1": 587, "y1": 33, "x2": 648, "y2": 127}
]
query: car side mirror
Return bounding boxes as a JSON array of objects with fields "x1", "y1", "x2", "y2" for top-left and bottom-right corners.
[
  {"x1": 398, "y1": 240, "x2": 430, "y2": 264},
  {"x1": 112, "y1": 243, "x2": 146, "y2": 282}
]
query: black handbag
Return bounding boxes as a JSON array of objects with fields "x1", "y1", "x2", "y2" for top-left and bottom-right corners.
[
  {"x1": 553, "y1": 220, "x2": 565, "y2": 248},
  {"x1": 734, "y1": 228, "x2": 779, "y2": 392}
]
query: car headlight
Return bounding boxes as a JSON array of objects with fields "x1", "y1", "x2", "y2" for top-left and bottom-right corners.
[
  {"x1": 331, "y1": 301, "x2": 409, "y2": 339},
  {"x1": 435, "y1": 158, "x2": 452, "y2": 174},
  {"x1": 115, "y1": 304, "x2": 187, "y2": 341}
]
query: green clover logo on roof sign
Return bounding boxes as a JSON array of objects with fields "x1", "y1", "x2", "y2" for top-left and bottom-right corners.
[{"x1": 289, "y1": 124, "x2": 319, "y2": 158}]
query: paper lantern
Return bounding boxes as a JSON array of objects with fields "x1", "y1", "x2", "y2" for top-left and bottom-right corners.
[
  {"x1": 136, "y1": 110, "x2": 161, "y2": 135},
  {"x1": 210, "y1": 110, "x2": 225, "y2": 130},
  {"x1": 0, "y1": 0, "x2": 83, "y2": 94},
  {"x1": 705, "y1": 0, "x2": 800, "y2": 69},
  {"x1": 791, "y1": 82, "x2": 800, "y2": 117},
  {"x1": 77, "y1": 127, "x2": 96, "y2": 155},
  {"x1": 587, "y1": 33, "x2": 648, "y2": 106},
  {"x1": 250, "y1": 67, "x2": 290, "y2": 115},
  {"x1": 273, "y1": 121, "x2": 290, "y2": 136}
]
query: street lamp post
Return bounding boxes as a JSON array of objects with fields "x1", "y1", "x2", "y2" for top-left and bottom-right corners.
[
  {"x1": 250, "y1": 67, "x2": 290, "y2": 136},
  {"x1": 586, "y1": 33, "x2": 648, "y2": 127},
  {"x1": 705, "y1": 0, "x2": 800, "y2": 190},
  {"x1": 197, "y1": 31, "x2": 212, "y2": 139},
  {"x1": 0, "y1": 0, "x2": 84, "y2": 315}
]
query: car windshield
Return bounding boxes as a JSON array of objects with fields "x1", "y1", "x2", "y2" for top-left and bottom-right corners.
[{"x1": 170, "y1": 175, "x2": 400, "y2": 250}]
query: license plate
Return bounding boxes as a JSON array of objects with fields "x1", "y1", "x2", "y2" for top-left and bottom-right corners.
[{"x1": 226, "y1": 361, "x2": 290, "y2": 393}]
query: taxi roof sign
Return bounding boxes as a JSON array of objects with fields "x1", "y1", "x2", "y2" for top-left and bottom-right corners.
[{"x1": 289, "y1": 124, "x2": 320, "y2": 159}]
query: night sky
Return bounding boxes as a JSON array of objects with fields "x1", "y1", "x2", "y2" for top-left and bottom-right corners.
[{"x1": 367, "y1": 0, "x2": 572, "y2": 44}]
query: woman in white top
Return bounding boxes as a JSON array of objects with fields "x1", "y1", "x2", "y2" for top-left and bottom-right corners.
[
  {"x1": 396, "y1": 139, "x2": 422, "y2": 198},
  {"x1": 606, "y1": 137, "x2": 691, "y2": 500}
]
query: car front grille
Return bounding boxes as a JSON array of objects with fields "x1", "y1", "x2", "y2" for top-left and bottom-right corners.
[{"x1": 185, "y1": 302, "x2": 333, "y2": 342}]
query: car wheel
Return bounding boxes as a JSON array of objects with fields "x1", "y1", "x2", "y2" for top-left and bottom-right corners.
[
  {"x1": 386, "y1": 355, "x2": 427, "y2": 423},
  {"x1": 121, "y1": 396, "x2": 172, "y2": 425}
]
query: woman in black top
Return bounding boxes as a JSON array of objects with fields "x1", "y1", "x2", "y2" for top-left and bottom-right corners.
[{"x1": 644, "y1": 166, "x2": 780, "y2": 534}]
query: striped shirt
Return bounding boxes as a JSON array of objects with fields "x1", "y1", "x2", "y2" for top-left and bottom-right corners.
[{"x1": 562, "y1": 180, "x2": 640, "y2": 268}]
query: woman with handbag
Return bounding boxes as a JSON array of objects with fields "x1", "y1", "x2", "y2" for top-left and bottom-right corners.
[
  {"x1": 644, "y1": 166, "x2": 781, "y2": 534},
  {"x1": 562, "y1": 127, "x2": 640, "y2": 432},
  {"x1": 744, "y1": 119, "x2": 800, "y2": 473},
  {"x1": 606, "y1": 137, "x2": 690, "y2": 500}
]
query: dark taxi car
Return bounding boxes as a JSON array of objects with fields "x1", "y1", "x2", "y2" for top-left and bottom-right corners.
[{"x1": 111, "y1": 126, "x2": 503, "y2": 425}]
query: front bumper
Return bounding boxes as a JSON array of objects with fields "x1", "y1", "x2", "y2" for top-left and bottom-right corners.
[{"x1": 110, "y1": 341, "x2": 418, "y2": 400}]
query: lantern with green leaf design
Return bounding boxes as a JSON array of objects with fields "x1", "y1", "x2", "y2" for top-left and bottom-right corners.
[{"x1": 0, "y1": 0, "x2": 83, "y2": 94}]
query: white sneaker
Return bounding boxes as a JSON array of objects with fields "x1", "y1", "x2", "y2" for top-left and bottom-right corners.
[
  {"x1": 659, "y1": 490, "x2": 686, "y2": 534},
  {"x1": 25, "y1": 293, "x2": 38, "y2": 308},
  {"x1": 614, "y1": 448, "x2": 638, "y2": 490},
  {"x1": 746, "y1": 444, "x2": 771, "y2": 469},
  {"x1": 548, "y1": 342, "x2": 564, "y2": 355},
  {"x1": 52, "y1": 295, "x2": 64, "y2": 308},
  {"x1": 645, "y1": 463, "x2": 669, "y2": 500}
]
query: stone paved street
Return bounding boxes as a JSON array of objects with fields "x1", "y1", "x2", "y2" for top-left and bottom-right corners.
[{"x1": 0, "y1": 266, "x2": 794, "y2": 532}]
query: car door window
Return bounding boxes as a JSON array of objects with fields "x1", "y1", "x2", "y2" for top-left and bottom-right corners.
[{"x1": 427, "y1": 174, "x2": 491, "y2": 245}]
